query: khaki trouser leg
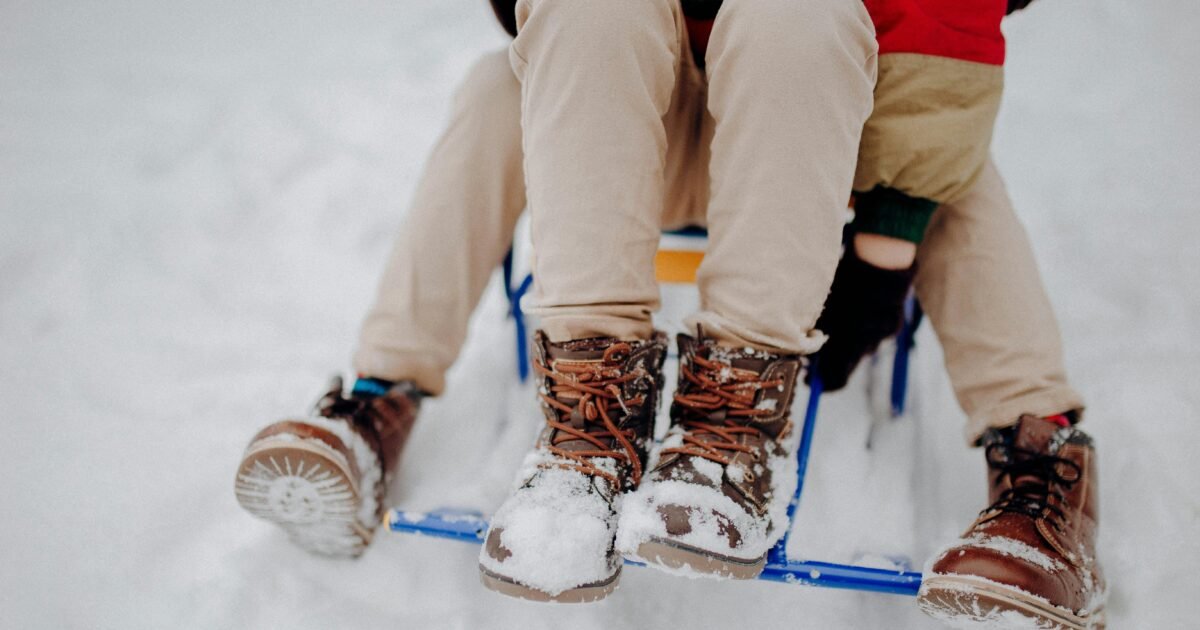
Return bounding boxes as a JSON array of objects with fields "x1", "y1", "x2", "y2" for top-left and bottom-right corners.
[
  {"x1": 685, "y1": 0, "x2": 878, "y2": 353},
  {"x1": 916, "y1": 159, "x2": 1085, "y2": 445},
  {"x1": 514, "y1": 0, "x2": 877, "y2": 352},
  {"x1": 510, "y1": 0, "x2": 684, "y2": 343},
  {"x1": 353, "y1": 51, "x2": 526, "y2": 396}
]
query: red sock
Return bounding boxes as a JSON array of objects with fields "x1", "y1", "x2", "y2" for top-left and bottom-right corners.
[{"x1": 1043, "y1": 414, "x2": 1071, "y2": 428}]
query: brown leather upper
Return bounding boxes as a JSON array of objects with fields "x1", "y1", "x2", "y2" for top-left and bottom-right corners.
[
  {"x1": 314, "y1": 376, "x2": 421, "y2": 481},
  {"x1": 930, "y1": 416, "x2": 1104, "y2": 613},
  {"x1": 531, "y1": 331, "x2": 668, "y2": 491},
  {"x1": 652, "y1": 335, "x2": 802, "y2": 528}
]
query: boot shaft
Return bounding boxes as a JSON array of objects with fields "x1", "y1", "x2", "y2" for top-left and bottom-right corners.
[
  {"x1": 671, "y1": 334, "x2": 802, "y2": 439},
  {"x1": 533, "y1": 332, "x2": 667, "y2": 441},
  {"x1": 315, "y1": 376, "x2": 421, "y2": 480}
]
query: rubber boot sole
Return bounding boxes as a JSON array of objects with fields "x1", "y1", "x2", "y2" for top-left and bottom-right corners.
[
  {"x1": 478, "y1": 565, "x2": 619, "y2": 603},
  {"x1": 235, "y1": 437, "x2": 372, "y2": 558},
  {"x1": 635, "y1": 538, "x2": 766, "y2": 580},
  {"x1": 918, "y1": 573, "x2": 1106, "y2": 630}
]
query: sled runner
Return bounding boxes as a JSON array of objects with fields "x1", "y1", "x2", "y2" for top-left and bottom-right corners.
[
  {"x1": 386, "y1": 354, "x2": 924, "y2": 595},
  {"x1": 387, "y1": 228, "x2": 925, "y2": 596}
]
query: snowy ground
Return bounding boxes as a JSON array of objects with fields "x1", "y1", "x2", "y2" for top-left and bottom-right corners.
[{"x1": 3, "y1": 1, "x2": 1198, "y2": 628}]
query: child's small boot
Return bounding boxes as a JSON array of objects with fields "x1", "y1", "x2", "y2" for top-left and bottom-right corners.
[
  {"x1": 919, "y1": 415, "x2": 1106, "y2": 629},
  {"x1": 234, "y1": 376, "x2": 421, "y2": 557},
  {"x1": 617, "y1": 334, "x2": 803, "y2": 579},
  {"x1": 479, "y1": 331, "x2": 667, "y2": 602}
]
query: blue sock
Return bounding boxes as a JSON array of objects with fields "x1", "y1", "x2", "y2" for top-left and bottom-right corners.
[{"x1": 351, "y1": 376, "x2": 394, "y2": 398}]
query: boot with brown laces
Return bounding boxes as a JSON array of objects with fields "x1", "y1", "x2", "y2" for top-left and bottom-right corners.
[
  {"x1": 479, "y1": 331, "x2": 667, "y2": 602},
  {"x1": 617, "y1": 333, "x2": 803, "y2": 579},
  {"x1": 234, "y1": 376, "x2": 421, "y2": 557},
  {"x1": 919, "y1": 415, "x2": 1106, "y2": 629}
]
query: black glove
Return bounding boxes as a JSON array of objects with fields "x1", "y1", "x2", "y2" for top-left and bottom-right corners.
[
  {"x1": 1007, "y1": 0, "x2": 1035, "y2": 15},
  {"x1": 489, "y1": 0, "x2": 517, "y2": 37},
  {"x1": 809, "y1": 245, "x2": 916, "y2": 392},
  {"x1": 681, "y1": 0, "x2": 723, "y2": 20}
]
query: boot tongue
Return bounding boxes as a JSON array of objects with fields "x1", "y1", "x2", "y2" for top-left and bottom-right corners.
[
  {"x1": 684, "y1": 334, "x2": 773, "y2": 376},
  {"x1": 1014, "y1": 415, "x2": 1063, "y2": 455},
  {"x1": 678, "y1": 334, "x2": 797, "y2": 435},
  {"x1": 1005, "y1": 416, "x2": 1073, "y2": 499},
  {"x1": 544, "y1": 337, "x2": 625, "y2": 447},
  {"x1": 546, "y1": 336, "x2": 623, "y2": 361}
]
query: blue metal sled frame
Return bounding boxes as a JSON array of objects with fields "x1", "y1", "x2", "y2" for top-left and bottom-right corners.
[
  {"x1": 391, "y1": 246, "x2": 923, "y2": 595},
  {"x1": 386, "y1": 348, "x2": 925, "y2": 596}
]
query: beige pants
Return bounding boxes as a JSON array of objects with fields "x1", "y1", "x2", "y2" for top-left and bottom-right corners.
[
  {"x1": 355, "y1": 49, "x2": 1082, "y2": 444},
  {"x1": 917, "y1": 161, "x2": 1085, "y2": 443},
  {"x1": 510, "y1": 0, "x2": 877, "y2": 353}
]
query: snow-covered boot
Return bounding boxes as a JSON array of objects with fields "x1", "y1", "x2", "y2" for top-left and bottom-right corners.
[
  {"x1": 234, "y1": 376, "x2": 421, "y2": 557},
  {"x1": 479, "y1": 331, "x2": 667, "y2": 602},
  {"x1": 918, "y1": 416, "x2": 1106, "y2": 629},
  {"x1": 617, "y1": 334, "x2": 803, "y2": 579}
]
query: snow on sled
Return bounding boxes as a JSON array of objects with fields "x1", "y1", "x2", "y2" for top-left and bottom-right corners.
[{"x1": 386, "y1": 228, "x2": 928, "y2": 596}]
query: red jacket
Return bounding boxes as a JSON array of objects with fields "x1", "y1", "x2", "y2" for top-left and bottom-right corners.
[{"x1": 866, "y1": 0, "x2": 1007, "y2": 66}]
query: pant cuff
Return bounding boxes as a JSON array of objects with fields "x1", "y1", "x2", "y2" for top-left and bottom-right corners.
[
  {"x1": 962, "y1": 387, "x2": 1087, "y2": 446},
  {"x1": 352, "y1": 347, "x2": 447, "y2": 397}
]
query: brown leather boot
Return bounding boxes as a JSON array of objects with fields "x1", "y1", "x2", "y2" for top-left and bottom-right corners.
[
  {"x1": 479, "y1": 331, "x2": 667, "y2": 602},
  {"x1": 234, "y1": 376, "x2": 421, "y2": 557},
  {"x1": 617, "y1": 334, "x2": 803, "y2": 579},
  {"x1": 918, "y1": 416, "x2": 1106, "y2": 629}
]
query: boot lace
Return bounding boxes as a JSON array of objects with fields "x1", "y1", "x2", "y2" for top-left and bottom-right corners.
[
  {"x1": 983, "y1": 442, "x2": 1082, "y2": 530},
  {"x1": 535, "y1": 343, "x2": 647, "y2": 491},
  {"x1": 316, "y1": 379, "x2": 368, "y2": 422},
  {"x1": 662, "y1": 354, "x2": 783, "y2": 469},
  {"x1": 316, "y1": 378, "x2": 385, "y2": 434}
]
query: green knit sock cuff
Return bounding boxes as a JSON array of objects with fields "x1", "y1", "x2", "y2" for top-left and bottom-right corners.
[{"x1": 853, "y1": 186, "x2": 938, "y2": 244}]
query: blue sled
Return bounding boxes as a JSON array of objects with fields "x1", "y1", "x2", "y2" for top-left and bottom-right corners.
[
  {"x1": 391, "y1": 256, "x2": 924, "y2": 596},
  {"x1": 386, "y1": 308, "x2": 927, "y2": 596}
]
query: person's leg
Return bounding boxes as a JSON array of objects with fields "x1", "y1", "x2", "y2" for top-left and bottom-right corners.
[
  {"x1": 235, "y1": 50, "x2": 525, "y2": 559},
  {"x1": 510, "y1": 0, "x2": 683, "y2": 344},
  {"x1": 619, "y1": 0, "x2": 878, "y2": 578},
  {"x1": 478, "y1": 0, "x2": 682, "y2": 602},
  {"x1": 914, "y1": 159, "x2": 1085, "y2": 445},
  {"x1": 914, "y1": 161, "x2": 1103, "y2": 626},
  {"x1": 685, "y1": 0, "x2": 878, "y2": 354},
  {"x1": 354, "y1": 50, "x2": 526, "y2": 396}
]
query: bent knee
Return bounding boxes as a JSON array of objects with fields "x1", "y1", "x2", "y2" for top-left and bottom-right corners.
[
  {"x1": 455, "y1": 49, "x2": 520, "y2": 113},
  {"x1": 514, "y1": 0, "x2": 679, "y2": 47}
]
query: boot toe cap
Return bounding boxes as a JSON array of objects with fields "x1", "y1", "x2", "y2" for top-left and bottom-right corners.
[{"x1": 928, "y1": 540, "x2": 1076, "y2": 608}]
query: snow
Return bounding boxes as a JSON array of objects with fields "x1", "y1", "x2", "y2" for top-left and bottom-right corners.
[
  {"x1": 948, "y1": 534, "x2": 1066, "y2": 574},
  {"x1": 617, "y1": 403, "x2": 800, "y2": 567},
  {"x1": 918, "y1": 574, "x2": 1078, "y2": 629},
  {"x1": 478, "y1": 450, "x2": 621, "y2": 596},
  {"x1": 2, "y1": 0, "x2": 1199, "y2": 628}
]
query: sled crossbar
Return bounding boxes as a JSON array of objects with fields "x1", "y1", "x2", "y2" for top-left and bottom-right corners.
[
  {"x1": 387, "y1": 506, "x2": 921, "y2": 595},
  {"x1": 385, "y1": 364, "x2": 924, "y2": 596}
]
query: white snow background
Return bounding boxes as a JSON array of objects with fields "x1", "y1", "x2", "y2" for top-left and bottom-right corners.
[{"x1": 2, "y1": 0, "x2": 1198, "y2": 628}]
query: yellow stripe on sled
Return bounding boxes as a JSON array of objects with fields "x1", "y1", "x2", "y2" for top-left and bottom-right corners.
[{"x1": 655, "y1": 250, "x2": 705, "y2": 284}]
